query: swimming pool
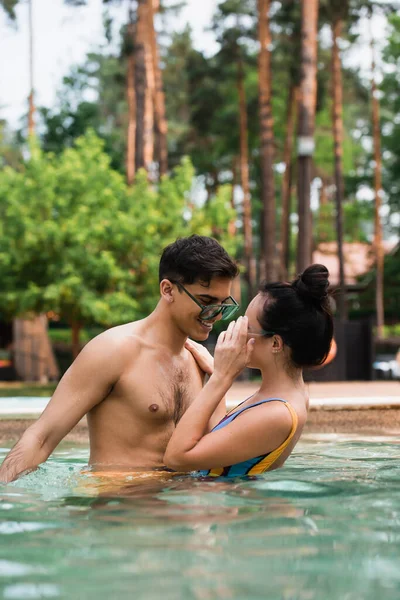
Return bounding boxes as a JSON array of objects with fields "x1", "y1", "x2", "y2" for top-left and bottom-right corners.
[{"x1": 0, "y1": 437, "x2": 399, "y2": 599}]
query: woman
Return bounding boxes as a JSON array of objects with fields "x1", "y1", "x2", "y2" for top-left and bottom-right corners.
[{"x1": 164, "y1": 264, "x2": 333, "y2": 477}]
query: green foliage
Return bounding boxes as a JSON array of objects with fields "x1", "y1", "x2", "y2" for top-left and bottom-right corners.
[
  {"x1": 0, "y1": 120, "x2": 22, "y2": 168},
  {"x1": 0, "y1": 384, "x2": 57, "y2": 398},
  {"x1": 315, "y1": 199, "x2": 374, "y2": 244},
  {"x1": 0, "y1": 132, "x2": 240, "y2": 326},
  {"x1": 0, "y1": 0, "x2": 19, "y2": 20},
  {"x1": 38, "y1": 53, "x2": 125, "y2": 172},
  {"x1": 381, "y1": 14, "x2": 400, "y2": 221},
  {"x1": 48, "y1": 327, "x2": 104, "y2": 344},
  {"x1": 6, "y1": 0, "x2": 400, "y2": 285},
  {"x1": 357, "y1": 246, "x2": 400, "y2": 319}
]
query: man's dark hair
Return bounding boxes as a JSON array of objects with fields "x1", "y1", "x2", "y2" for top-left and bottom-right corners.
[{"x1": 159, "y1": 235, "x2": 238, "y2": 285}]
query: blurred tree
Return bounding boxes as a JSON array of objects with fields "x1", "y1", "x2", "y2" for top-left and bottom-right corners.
[
  {"x1": 28, "y1": 0, "x2": 35, "y2": 136},
  {"x1": 17, "y1": 0, "x2": 395, "y2": 299},
  {"x1": 0, "y1": 131, "x2": 237, "y2": 357},
  {"x1": 315, "y1": 199, "x2": 373, "y2": 243},
  {"x1": 296, "y1": 0, "x2": 319, "y2": 273},
  {"x1": 0, "y1": 0, "x2": 19, "y2": 20},
  {"x1": 38, "y1": 53, "x2": 126, "y2": 171},
  {"x1": 148, "y1": 0, "x2": 168, "y2": 175},
  {"x1": 318, "y1": 0, "x2": 398, "y2": 323},
  {"x1": 257, "y1": 0, "x2": 276, "y2": 281},
  {"x1": 66, "y1": 0, "x2": 172, "y2": 179},
  {"x1": 125, "y1": 5, "x2": 136, "y2": 184},
  {"x1": 356, "y1": 246, "x2": 400, "y2": 321},
  {"x1": 0, "y1": 119, "x2": 22, "y2": 169},
  {"x1": 210, "y1": 1, "x2": 257, "y2": 293},
  {"x1": 321, "y1": 0, "x2": 349, "y2": 319},
  {"x1": 381, "y1": 14, "x2": 400, "y2": 220}
]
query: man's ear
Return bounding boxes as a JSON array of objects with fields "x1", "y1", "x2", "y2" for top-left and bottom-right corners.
[{"x1": 160, "y1": 279, "x2": 174, "y2": 303}]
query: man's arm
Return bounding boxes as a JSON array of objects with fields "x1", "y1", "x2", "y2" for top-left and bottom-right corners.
[{"x1": 0, "y1": 333, "x2": 125, "y2": 484}]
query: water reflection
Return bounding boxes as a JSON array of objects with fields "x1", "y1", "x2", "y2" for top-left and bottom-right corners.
[{"x1": 0, "y1": 439, "x2": 400, "y2": 600}]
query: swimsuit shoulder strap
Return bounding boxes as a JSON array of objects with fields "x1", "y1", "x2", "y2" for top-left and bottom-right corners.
[
  {"x1": 230, "y1": 397, "x2": 288, "y2": 419},
  {"x1": 216, "y1": 398, "x2": 291, "y2": 430}
]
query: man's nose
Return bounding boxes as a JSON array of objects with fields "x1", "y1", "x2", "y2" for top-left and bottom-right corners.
[{"x1": 213, "y1": 309, "x2": 224, "y2": 323}]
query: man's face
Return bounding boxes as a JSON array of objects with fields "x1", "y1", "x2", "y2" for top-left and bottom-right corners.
[{"x1": 172, "y1": 277, "x2": 235, "y2": 341}]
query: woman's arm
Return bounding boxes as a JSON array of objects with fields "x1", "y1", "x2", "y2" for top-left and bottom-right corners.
[
  {"x1": 164, "y1": 401, "x2": 292, "y2": 472},
  {"x1": 185, "y1": 338, "x2": 226, "y2": 430},
  {"x1": 164, "y1": 317, "x2": 257, "y2": 470}
]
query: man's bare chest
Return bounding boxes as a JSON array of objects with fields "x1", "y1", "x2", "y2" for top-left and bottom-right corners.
[{"x1": 114, "y1": 355, "x2": 204, "y2": 424}]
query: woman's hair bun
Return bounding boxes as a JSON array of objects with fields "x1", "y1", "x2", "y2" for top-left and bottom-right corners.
[{"x1": 292, "y1": 264, "x2": 330, "y2": 303}]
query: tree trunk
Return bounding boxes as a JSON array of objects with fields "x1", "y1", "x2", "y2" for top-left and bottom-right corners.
[
  {"x1": 296, "y1": 0, "x2": 319, "y2": 274},
  {"x1": 143, "y1": 0, "x2": 155, "y2": 171},
  {"x1": 320, "y1": 177, "x2": 328, "y2": 205},
  {"x1": 148, "y1": 0, "x2": 168, "y2": 176},
  {"x1": 280, "y1": 85, "x2": 299, "y2": 280},
  {"x1": 13, "y1": 316, "x2": 59, "y2": 382},
  {"x1": 237, "y1": 55, "x2": 255, "y2": 297},
  {"x1": 135, "y1": 0, "x2": 153, "y2": 172},
  {"x1": 370, "y1": 28, "x2": 384, "y2": 338},
  {"x1": 126, "y1": 17, "x2": 136, "y2": 185},
  {"x1": 28, "y1": 0, "x2": 35, "y2": 136},
  {"x1": 331, "y1": 17, "x2": 347, "y2": 321},
  {"x1": 257, "y1": 0, "x2": 276, "y2": 282},
  {"x1": 229, "y1": 156, "x2": 238, "y2": 237},
  {"x1": 71, "y1": 321, "x2": 81, "y2": 361}
]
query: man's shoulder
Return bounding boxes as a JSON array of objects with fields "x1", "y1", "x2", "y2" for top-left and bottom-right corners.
[{"x1": 82, "y1": 322, "x2": 145, "y2": 363}]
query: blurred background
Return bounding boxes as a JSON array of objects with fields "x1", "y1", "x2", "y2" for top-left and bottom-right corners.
[{"x1": 0, "y1": 0, "x2": 399, "y2": 386}]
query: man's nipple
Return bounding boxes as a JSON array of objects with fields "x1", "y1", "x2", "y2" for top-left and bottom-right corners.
[{"x1": 149, "y1": 403, "x2": 159, "y2": 413}]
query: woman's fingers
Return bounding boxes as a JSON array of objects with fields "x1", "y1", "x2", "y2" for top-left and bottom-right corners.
[
  {"x1": 224, "y1": 319, "x2": 236, "y2": 340},
  {"x1": 217, "y1": 330, "x2": 226, "y2": 345},
  {"x1": 231, "y1": 316, "x2": 248, "y2": 343},
  {"x1": 218, "y1": 316, "x2": 248, "y2": 349},
  {"x1": 185, "y1": 339, "x2": 214, "y2": 374}
]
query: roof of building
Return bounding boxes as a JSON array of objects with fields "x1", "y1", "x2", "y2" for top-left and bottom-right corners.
[{"x1": 312, "y1": 241, "x2": 398, "y2": 287}]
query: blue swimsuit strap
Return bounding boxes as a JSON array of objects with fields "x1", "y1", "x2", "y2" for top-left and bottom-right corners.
[{"x1": 215, "y1": 398, "x2": 287, "y2": 430}]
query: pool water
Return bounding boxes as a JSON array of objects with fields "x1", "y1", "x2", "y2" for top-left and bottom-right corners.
[{"x1": 0, "y1": 437, "x2": 399, "y2": 600}]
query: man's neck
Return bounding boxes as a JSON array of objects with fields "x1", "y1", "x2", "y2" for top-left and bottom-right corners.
[{"x1": 143, "y1": 303, "x2": 187, "y2": 355}]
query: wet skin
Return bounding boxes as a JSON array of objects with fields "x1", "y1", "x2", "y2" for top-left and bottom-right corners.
[{"x1": 0, "y1": 277, "x2": 233, "y2": 483}]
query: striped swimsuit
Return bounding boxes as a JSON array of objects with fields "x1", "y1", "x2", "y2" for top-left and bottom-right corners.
[{"x1": 198, "y1": 398, "x2": 298, "y2": 478}]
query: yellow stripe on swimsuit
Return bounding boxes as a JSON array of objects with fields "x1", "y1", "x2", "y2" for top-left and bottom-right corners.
[{"x1": 198, "y1": 398, "x2": 298, "y2": 478}]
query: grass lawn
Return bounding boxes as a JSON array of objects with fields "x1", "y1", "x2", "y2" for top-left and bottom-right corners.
[{"x1": 0, "y1": 383, "x2": 56, "y2": 397}]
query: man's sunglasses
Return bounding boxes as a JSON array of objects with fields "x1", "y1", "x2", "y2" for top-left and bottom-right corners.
[{"x1": 173, "y1": 282, "x2": 240, "y2": 321}]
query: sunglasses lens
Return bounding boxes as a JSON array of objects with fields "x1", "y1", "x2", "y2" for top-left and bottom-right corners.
[
  {"x1": 220, "y1": 305, "x2": 239, "y2": 320},
  {"x1": 199, "y1": 300, "x2": 240, "y2": 321},
  {"x1": 200, "y1": 306, "x2": 223, "y2": 320}
]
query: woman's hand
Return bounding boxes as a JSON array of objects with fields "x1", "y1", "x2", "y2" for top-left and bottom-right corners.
[
  {"x1": 185, "y1": 339, "x2": 214, "y2": 375},
  {"x1": 213, "y1": 316, "x2": 254, "y2": 384}
]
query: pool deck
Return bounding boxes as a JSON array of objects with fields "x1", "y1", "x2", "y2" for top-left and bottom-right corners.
[
  {"x1": 228, "y1": 381, "x2": 400, "y2": 437},
  {"x1": 226, "y1": 380, "x2": 400, "y2": 409},
  {"x1": 0, "y1": 380, "x2": 399, "y2": 443}
]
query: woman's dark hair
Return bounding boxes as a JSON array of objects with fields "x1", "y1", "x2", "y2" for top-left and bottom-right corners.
[
  {"x1": 258, "y1": 264, "x2": 334, "y2": 368},
  {"x1": 159, "y1": 235, "x2": 239, "y2": 285}
]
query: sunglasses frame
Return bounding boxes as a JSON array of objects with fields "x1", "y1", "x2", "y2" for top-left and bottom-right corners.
[{"x1": 173, "y1": 282, "x2": 240, "y2": 321}]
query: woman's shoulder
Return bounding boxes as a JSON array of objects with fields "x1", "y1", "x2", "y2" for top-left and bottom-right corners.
[{"x1": 234, "y1": 398, "x2": 295, "y2": 438}]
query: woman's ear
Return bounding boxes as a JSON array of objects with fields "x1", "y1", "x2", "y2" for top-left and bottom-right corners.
[
  {"x1": 160, "y1": 279, "x2": 174, "y2": 303},
  {"x1": 272, "y1": 335, "x2": 284, "y2": 354}
]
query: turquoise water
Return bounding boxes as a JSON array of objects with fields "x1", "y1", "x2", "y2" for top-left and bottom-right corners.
[{"x1": 0, "y1": 437, "x2": 399, "y2": 600}]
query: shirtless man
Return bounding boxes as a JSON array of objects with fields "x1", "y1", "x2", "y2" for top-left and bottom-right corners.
[{"x1": 0, "y1": 235, "x2": 239, "y2": 483}]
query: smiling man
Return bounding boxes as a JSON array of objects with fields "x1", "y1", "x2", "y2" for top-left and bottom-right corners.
[{"x1": 0, "y1": 235, "x2": 239, "y2": 483}]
